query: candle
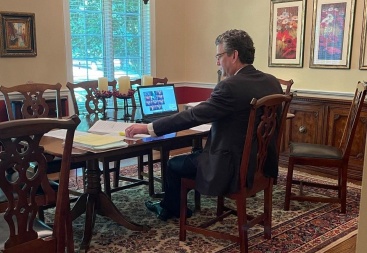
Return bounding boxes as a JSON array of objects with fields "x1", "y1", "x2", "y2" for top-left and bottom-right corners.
[
  {"x1": 98, "y1": 77, "x2": 108, "y2": 91},
  {"x1": 142, "y1": 75, "x2": 153, "y2": 86},
  {"x1": 117, "y1": 76, "x2": 131, "y2": 94}
]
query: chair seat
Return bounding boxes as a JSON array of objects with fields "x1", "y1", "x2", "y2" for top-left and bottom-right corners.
[
  {"x1": 290, "y1": 142, "x2": 343, "y2": 159},
  {"x1": 0, "y1": 213, "x2": 53, "y2": 250}
]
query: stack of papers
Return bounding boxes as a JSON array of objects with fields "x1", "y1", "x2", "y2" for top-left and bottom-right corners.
[
  {"x1": 45, "y1": 120, "x2": 150, "y2": 153},
  {"x1": 73, "y1": 133, "x2": 127, "y2": 152},
  {"x1": 44, "y1": 129, "x2": 87, "y2": 139},
  {"x1": 88, "y1": 120, "x2": 133, "y2": 134},
  {"x1": 88, "y1": 120, "x2": 150, "y2": 140}
]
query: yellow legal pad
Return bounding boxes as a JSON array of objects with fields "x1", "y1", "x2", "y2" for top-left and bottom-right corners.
[{"x1": 73, "y1": 133, "x2": 127, "y2": 152}]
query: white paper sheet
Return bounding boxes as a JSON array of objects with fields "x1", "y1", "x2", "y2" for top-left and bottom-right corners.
[{"x1": 190, "y1": 124, "x2": 211, "y2": 132}]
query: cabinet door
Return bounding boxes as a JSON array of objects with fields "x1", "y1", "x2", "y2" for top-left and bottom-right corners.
[
  {"x1": 327, "y1": 106, "x2": 367, "y2": 179},
  {"x1": 288, "y1": 103, "x2": 325, "y2": 145}
]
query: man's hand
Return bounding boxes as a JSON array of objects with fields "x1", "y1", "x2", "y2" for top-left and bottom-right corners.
[{"x1": 125, "y1": 123, "x2": 149, "y2": 138}]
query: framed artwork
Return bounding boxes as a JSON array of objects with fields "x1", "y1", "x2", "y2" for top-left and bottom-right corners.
[
  {"x1": 268, "y1": 0, "x2": 307, "y2": 68},
  {"x1": 309, "y1": 0, "x2": 356, "y2": 69},
  {"x1": 359, "y1": 0, "x2": 367, "y2": 69},
  {"x1": 0, "y1": 12, "x2": 37, "y2": 57}
]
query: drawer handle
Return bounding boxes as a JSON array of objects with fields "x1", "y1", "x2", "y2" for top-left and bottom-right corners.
[{"x1": 299, "y1": 126, "x2": 307, "y2": 133}]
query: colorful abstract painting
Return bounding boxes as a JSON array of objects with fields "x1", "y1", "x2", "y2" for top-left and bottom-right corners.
[{"x1": 317, "y1": 3, "x2": 347, "y2": 61}]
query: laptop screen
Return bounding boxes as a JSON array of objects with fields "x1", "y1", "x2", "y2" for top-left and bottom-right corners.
[{"x1": 137, "y1": 84, "x2": 179, "y2": 120}]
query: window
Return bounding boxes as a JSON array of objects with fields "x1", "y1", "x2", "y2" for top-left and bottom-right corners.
[{"x1": 69, "y1": 0, "x2": 151, "y2": 82}]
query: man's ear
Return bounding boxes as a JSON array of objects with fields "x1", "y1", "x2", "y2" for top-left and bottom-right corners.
[{"x1": 232, "y1": 50, "x2": 238, "y2": 62}]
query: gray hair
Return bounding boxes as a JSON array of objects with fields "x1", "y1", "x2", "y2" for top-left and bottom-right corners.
[{"x1": 215, "y1": 29, "x2": 255, "y2": 64}]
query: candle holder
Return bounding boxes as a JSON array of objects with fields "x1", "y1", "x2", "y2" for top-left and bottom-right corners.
[
  {"x1": 113, "y1": 89, "x2": 135, "y2": 99},
  {"x1": 113, "y1": 89, "x2": 135, "y2": 119},
  {"x1": 93, "y1": 89, "x2": 113, "y2": 99}
]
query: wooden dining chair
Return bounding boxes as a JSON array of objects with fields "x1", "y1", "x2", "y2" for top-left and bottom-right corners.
[
  {"x1": 0, "y1": 83, "x2": 63, "y2": 120},
  {"x1": 0, "y1": 83, "x2": 85, "y2": 218},
  {"x1": 0, "y1": 115, "x2": 80, "y2": 253},
  {"x1": 0, "y1": 83, "x2": 67, "y2": 211},
  {"x1": 67, "y1": 80, "x2": 139, "y2": 198},
  {"x1": 179, "y1": 93, "x2": 293, "y2": 253},
  {"x1": 284, "y1": 81, "x2": 367, "y2": 214},
  {"x1": 66, "y1": 80, "x2": 118, "y2": 116}
]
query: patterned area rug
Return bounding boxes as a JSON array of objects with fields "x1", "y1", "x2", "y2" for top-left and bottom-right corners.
[{"x1": 53, "y1": 165, "x2": 360, "y2": 253}]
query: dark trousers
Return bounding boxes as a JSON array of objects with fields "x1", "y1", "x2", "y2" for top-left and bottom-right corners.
[{"x1": 160, "y1": 152, "x2": 200, "y2": 217}]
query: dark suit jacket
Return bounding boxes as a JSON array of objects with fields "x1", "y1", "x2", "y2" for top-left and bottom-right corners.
[{"x1": 152, "y1": 65, "x2": 283, "y2": 195}]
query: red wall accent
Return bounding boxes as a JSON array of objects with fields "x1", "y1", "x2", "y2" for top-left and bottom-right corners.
[{"x1": 175, "y1": 86, "x2": 213, "y2": 104}]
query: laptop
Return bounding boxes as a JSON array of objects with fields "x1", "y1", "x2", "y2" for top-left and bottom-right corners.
[{"x1": 136, "y1": 84, "x2": 179, "y2": 123}]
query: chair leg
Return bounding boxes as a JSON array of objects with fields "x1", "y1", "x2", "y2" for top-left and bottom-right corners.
[
  {"x1": 113, "y1": 160, "x2": 121, "y2": 188},
  {"x1": 340, "y1": 165, "x2": 348, "y2": 214},
  {"x1": 236, "y1": 197, "x2": 247, "y2": 253},
  {"x1": 217, "y1": 196, "x2": 225, "y2": 218},
  {"x1": 284, "y1": 159, "x2": 294, "y2": 211},
  {"x1": 179, "y1": 179, "x2": 190, "y2": 241},
  {"x1": 146, "y1": 151, "x2": 155, "y2": 196},
  {"x1": 80, "y1": 166, "x2": 86, "y2": 192},
  {"x1": 194, "y1": 190, "x2": 201, "y2": 211},
  {"x1": 263, "y1": 184, "x2": 273, "y2": 239},
  {"x1": 137, "y1": 155, "x2": 144, "y2": 180},
  {"x1": 160, "y1": 148, "x2": 170, "y2": 192},
  {"x1": 102, "y1": 160, "x2": 111, "y2": 198}
]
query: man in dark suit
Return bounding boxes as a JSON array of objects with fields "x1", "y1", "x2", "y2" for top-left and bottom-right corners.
[{"x1": 125, "y1": 29, "x2": 283, "y2": 221}]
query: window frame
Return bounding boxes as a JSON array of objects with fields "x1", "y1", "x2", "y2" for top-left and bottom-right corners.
[{"x1": 63, "y1": 0, "x2": 155, "y2": 83}]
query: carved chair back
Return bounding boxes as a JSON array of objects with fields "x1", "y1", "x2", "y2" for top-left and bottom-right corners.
[
  {"x1": 0, "y1": 83, "x2": 62, "y2": 120},
  {"x1": 66, "y1": 80, "x2": 117, "y2": 115},
  {"x1": 0, "y1": 115, "x2": 80, "y2": 253}
]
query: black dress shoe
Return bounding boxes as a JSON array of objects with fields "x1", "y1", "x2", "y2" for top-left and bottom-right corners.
[{"x1": 145, "y1": 200, "x2": 172, "y2": 221}]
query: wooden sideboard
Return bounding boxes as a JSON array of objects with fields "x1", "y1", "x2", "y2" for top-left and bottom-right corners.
[{"x1": 279, "y1": 94, "x2": 367, "y2": 181}]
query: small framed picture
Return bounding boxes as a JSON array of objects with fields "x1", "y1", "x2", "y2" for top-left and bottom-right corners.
[
  {"x1": 309, "y1": 0, "x2": 356, "y2": 69},
  {"x1": 268, "y1": 0, "x2": 307, "y2": 68},
  {"x1": 0, "y1": 12, "x2": 37, "y2": 57}
]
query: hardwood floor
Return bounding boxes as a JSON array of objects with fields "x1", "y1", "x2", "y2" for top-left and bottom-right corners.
[
  {"x1": 66, "y1": 150, "x2": 359, "y2": 253},
  {"x1": 325, "y1": 236, "x2": 356, "y2": 253}
]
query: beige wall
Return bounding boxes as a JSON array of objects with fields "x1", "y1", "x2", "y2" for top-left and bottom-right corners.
[
  {"x1": 155, "y1": 0, "x2": 367, "y2": 93},
  {"x1": 154, "y1": 0, "x2": 186, "y2": 82},
  {"x1": 0, "y1": 0, "x2": 68, "y2": 86}
]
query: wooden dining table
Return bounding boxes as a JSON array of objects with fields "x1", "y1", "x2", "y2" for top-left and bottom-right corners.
[{"x1": 40, "y1": 113, "x2": 209, "y2": 252}]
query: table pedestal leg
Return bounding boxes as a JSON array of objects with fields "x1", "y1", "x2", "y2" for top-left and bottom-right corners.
[{"x1": 71, "y1": 159, "x2": 149, "y2": 252}]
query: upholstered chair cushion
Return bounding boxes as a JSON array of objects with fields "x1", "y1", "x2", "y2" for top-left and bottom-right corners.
[{"x1": 289, "y1": 142, "x2": 343, "y2": 159}]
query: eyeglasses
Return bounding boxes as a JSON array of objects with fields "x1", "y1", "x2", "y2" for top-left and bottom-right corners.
[{"x1": 215, "y1": 52, "x2": 227, "y2": 60}]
